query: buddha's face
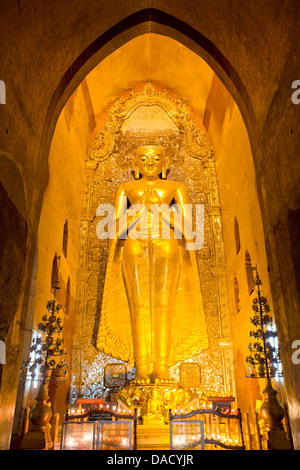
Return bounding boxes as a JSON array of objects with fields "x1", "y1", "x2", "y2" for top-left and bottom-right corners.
[{"x1": 135, "y1": 146, "x2": 166, "y2": 178}]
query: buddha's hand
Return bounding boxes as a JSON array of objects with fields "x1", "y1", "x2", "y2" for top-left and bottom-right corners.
[{"x1": 142, "y1": 188, "x2": 161, "y2": 210}]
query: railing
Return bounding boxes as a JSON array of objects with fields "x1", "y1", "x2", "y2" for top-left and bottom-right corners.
[
  {"x1": 169, "y1": 408, "x2": 245, "y2": 450},
  {"x1": 64, "y1": 407, "x2": 138, "y2": 450},
  {"x1": 242, "y1": 411, "x2": 262, "y2": 450},
  {"x1": 22, "y1": 405, "x2": 291, "y2": 450}
]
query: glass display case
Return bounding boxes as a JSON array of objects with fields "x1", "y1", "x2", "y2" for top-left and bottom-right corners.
[
  {"x1": 170, "y1": 420, "x2": 205, "y2": 450},
  {"x1": 60, "y1": 421, "x2": 96, "y2": 450},
  {"x1": 96, "y1": 420, "x2": 132, "y2": 450},
  {"x1": 60, "y1": 420, "x2": 133, "y2": 450}
]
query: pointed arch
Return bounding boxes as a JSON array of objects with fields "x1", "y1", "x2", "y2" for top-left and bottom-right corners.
[
  {"x1": 39, "y1": 8, "x2": 256, "y2": 199},
  {"x1": 234, "y1": 217, "x2": 241, "y2": 255},
  {"x1": 65, "y1": 276, "x2": 71, "y2": 315},
  {"x1": 62, "y1": 219, "x2": 68, "y2": 258},
  {"x1": 233, "y1": 275, "x2": 241, "y2": 313},
  {"x1": 51, "y1": 253, "x2": 60, "y2": 290},
  {"x1": 245, "y1": 250, "x2": 254, "y2": 295}
]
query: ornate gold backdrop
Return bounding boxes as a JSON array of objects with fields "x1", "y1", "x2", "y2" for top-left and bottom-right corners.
[{"x1": 70, "y1": 82, "x2": 235, "y2": 403}]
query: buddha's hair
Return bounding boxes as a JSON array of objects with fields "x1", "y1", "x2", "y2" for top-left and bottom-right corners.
[{"x1": 136, "y1": 144, "x2": 165, "y2": 155}]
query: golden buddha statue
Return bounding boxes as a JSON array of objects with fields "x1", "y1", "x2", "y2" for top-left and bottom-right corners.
[
  {"x1": 146, "y1": 386, "x2": 163, "y2": 422},
  {"x1": 96, "y1": 145, "x2": 208, "y2": 381}
]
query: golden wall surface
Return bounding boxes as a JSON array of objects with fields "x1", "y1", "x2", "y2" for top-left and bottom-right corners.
[
  {"x1": 13, "y1": 86, "x2": 91, "y2": 427},
  {"x1": 207, "y1": 78, "x2": 285, "y2": 412}
]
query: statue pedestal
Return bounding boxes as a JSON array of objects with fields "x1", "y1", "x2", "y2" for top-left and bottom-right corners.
[
  {"x1": 143, "y1": 414, "x2": 165, "y2": 427},
  {"x1": 20, "y1": 430, "x2": 53, "y2": 450},
  {"x1": 262, "y1": 429, "x2": 292, "y2": 450},
  {"x1": 137, "y1": 424, "x2": 170, "y2": 450},
  {"x1": 260, "y1": 379, "x2": 292, "y2": 450},
  {"x1": 20, "y1": 383, "x2": 53, "y2": 450}
]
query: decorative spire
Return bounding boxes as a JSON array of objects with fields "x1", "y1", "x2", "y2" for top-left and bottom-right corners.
[
  {"x1": 21, "y1": 259, "x2": 67, "y2": 385},
  {"x1": 245, "y1": 267, "x2": 282, "y2": 379}
]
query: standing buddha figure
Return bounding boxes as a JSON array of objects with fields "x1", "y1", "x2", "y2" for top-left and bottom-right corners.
[{"x1": 97, "y1": 145, "x2": 208, "y2": 381}]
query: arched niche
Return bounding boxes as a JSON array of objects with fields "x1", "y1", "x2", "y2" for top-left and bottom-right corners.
[
  {"x1": 37, "y1": 9, "x2": 257, "y2": 206},
  {"x1": 30, "y1": 19, "x2": 276, "y2": 430}
]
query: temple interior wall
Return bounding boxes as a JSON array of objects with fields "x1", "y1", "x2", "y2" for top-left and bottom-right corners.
[
  {"x1": 16, "y1": 70, "x2": 272, "y2": 423},
  {"x1": 0, "y1": 1, "x2": 299, "y2": 449},
  {"x1": 18, "y1": 85, "x2": 92, "y2": 424},
  {"x1": 206, "y1": 78, "x2": 280, "y2": 413}
]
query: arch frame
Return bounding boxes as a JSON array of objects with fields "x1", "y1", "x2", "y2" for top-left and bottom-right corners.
[{"x1": 37, "y1": 8, "x2": 257, "y2": 201}]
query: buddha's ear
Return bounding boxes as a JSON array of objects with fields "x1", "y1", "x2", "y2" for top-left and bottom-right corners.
[{"x1": 131, "y1": 157, "x2": 140, "y2": 180}]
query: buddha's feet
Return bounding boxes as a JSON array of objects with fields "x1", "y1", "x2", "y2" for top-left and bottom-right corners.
[{"x1": 153, "y1": 364, "x2": 170, "y2": 382}]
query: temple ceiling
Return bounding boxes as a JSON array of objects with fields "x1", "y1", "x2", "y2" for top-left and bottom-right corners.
[{"x1": 64, "y1": 33, "x2": 217, "y2": 146}]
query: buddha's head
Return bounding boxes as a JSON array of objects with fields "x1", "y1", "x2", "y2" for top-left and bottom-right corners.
[{"x1": 133, "y1": 145, "x2": 169, "y2": 179}]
